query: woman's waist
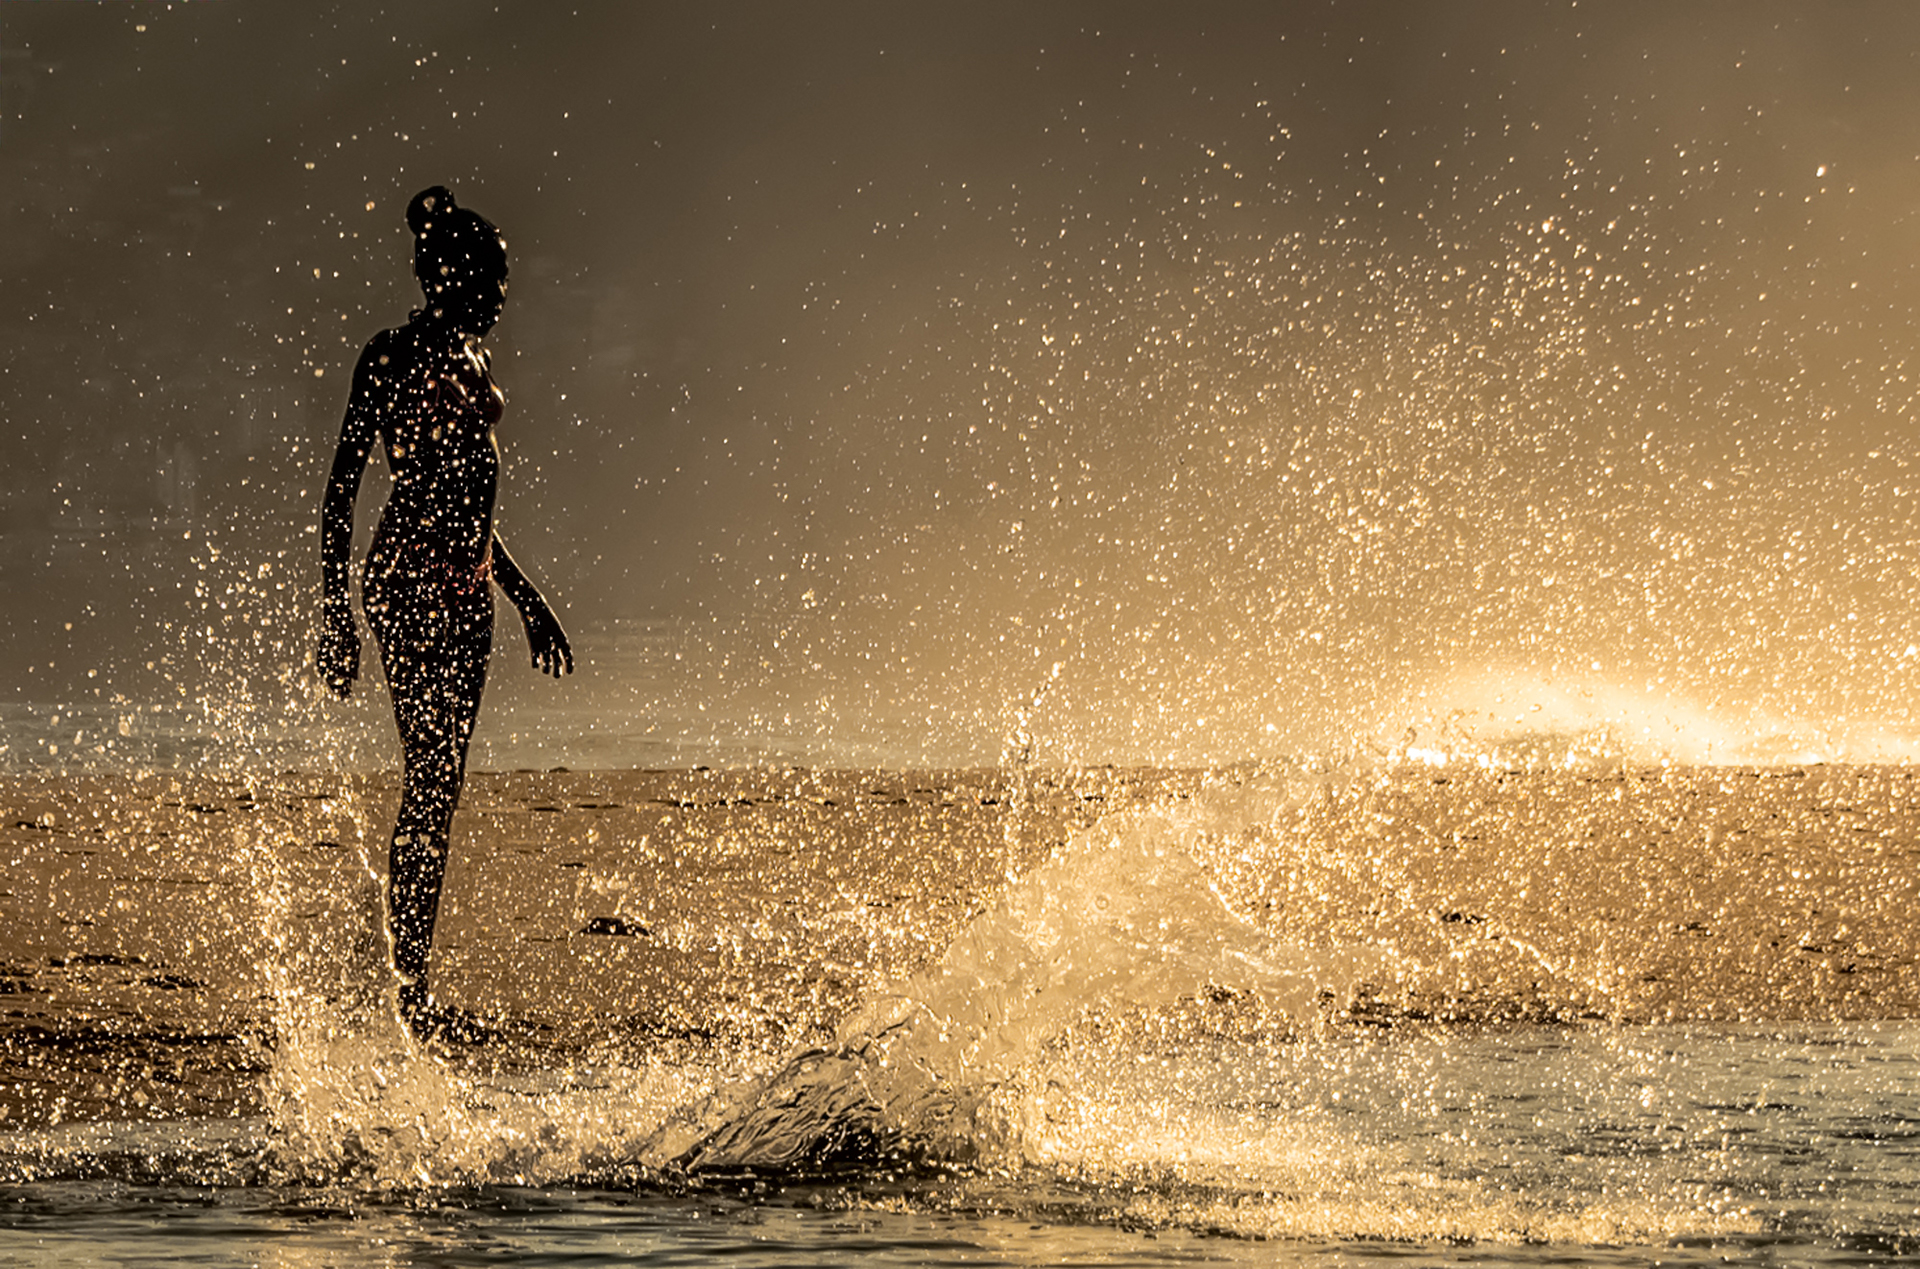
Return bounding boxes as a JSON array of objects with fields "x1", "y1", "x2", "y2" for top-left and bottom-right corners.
[
  {"x1": 381, "y1": 454, "x2": 498, "y2": 500},
  {"x1": 367, "y1": 520, "x2": 494, "y2": 577}
]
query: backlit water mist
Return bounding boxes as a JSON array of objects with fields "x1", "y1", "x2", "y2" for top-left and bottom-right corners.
[
  {"x1": 9, "y1": 4, "x2": 1920, "y2": 772},
  {"x1": 770, "y1": 191, "x2": 1920, "y2": 767},
  {"x1": 7, "y1": 4, "x2": 1920, "y2": 1265}
]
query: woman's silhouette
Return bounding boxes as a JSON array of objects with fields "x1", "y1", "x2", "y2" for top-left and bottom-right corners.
[{"x1": 318, "y1": 186, "x2": 572, "y2": 1039}]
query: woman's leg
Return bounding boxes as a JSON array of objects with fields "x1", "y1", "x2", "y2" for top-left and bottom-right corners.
[{"x1": 372, "y1": 591, "x2": 492, "y2": 1023}]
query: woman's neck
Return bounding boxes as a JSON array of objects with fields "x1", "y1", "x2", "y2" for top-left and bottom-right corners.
[{"x1": 412, "y1": 307, "x2": 489, "y2": 342}]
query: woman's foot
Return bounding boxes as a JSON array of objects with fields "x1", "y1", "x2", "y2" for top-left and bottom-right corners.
[{"x1": 400, "y1": 990, "x2": 503, "y2": 1045}]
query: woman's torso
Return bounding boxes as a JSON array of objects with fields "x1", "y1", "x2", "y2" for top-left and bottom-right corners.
[{"x1": 365, "y1": 320, "x2": 502, "y2": 581}]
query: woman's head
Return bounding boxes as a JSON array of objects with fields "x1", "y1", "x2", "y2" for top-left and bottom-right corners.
[{"x1": 406, "y1": 186, "x2": 508, "y2": 332}]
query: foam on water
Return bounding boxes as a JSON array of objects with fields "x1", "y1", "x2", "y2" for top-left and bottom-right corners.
[{"x1": 1007, "y1": 1029, "x2": 1776, "y2": 1247}]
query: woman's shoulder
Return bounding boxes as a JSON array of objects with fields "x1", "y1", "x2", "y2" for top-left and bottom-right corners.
[
  {"x1": 351, "y1": 323, "x2": 432, "y2": 390},
  {"x1": 361, "y1": 322, "x2": 424, "y2": 363}
]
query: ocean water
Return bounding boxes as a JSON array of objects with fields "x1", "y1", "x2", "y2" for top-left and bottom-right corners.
[{"x1": 3, "y1": 765, "x2": 1919, "y2": 1266}]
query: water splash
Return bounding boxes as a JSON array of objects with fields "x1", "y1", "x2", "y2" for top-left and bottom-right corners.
[
  {"x1": 243, "y1": 793, "x2": 722, "y2": 1189},
  {"x1": 239, "y1": 778, "x2": 435, "y2": 1184},
  {"x1": 656, "y1": 777, "x2": 1378, "y2": 1174}
]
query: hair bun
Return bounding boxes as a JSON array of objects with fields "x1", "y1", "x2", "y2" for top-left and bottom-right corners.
[
  {"x1": 406, "y1": 185, "x2": 457, "y2": 237},
  {"x1": 406, "y1": 185, "x2": 507, "y2": 296}
]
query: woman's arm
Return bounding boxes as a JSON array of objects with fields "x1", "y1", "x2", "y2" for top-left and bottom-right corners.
[
  {"x1": 316, "y1": 338, "x2": 387, "y2": 697},
  {"x1": 491, "y1": 532, "x2": 574, "y2": 678}
]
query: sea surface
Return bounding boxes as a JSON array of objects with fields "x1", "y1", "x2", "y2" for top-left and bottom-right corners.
[
  {"x1": 2, "y1": 747, "x2": 1919, "y2": 1266},
  {"x1": 4, "y1": 1022, "x2": 1920, "y2": 1265}
]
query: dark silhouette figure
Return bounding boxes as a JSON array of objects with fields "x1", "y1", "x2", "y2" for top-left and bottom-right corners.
[{"x1": 318, "y1": 186, "x2": 572, "y2": 1040}]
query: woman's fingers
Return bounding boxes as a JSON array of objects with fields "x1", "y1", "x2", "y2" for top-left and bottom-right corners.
[{"x1": 525, "y1": 613, "x2": 573, "y2": 677}]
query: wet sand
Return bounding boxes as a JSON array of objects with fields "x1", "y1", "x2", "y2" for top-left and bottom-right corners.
[{"x1": 2, "y1": 763, "x2": 1917, "y2": 1125}]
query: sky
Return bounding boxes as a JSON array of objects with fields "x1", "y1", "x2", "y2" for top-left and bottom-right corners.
[{"x1": 6, "y1": 1, "x2": 1920, "y2": 769}]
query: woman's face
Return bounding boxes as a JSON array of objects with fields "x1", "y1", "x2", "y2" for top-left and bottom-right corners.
[
  {"x1": 459, "y1": 277, "x2": 508, "y2": 335},
  {"x1": 427, "y1": 274, "x2": 508, "y2": 335}
]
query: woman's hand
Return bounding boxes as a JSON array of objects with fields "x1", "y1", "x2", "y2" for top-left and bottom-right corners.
[
  {"x1": 518, "y1": 595, "x2": 574, "y2": 678},
  {"x1": 488, "y1": 533, "x2": 573, "y2": 678},
  {"x1": 318, "y1": 603, "x2": 361, "y2": 698}
]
